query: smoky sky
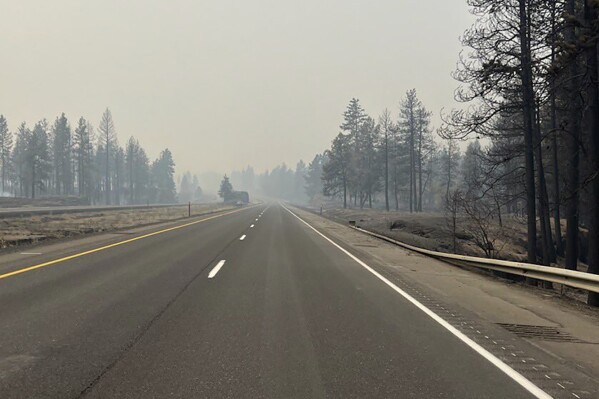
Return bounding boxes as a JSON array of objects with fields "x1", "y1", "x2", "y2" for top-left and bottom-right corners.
[{"x1": 0, "y1": 0, "x2": 474, "y2": 175}]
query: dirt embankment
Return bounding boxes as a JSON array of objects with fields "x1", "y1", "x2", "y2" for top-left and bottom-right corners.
[
  {"x1": 315, "y1": 207, "x2": 531, "y2": 262},
  {"x1": 0, "y1": 203, "x2": 232, "y2": 249}
]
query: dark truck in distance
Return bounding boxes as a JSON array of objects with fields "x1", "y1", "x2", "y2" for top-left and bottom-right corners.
[{"x1": 224, "y1": 191, "x2": 250, "y2": 206}]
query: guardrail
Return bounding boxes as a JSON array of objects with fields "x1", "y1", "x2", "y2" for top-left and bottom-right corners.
[{"x1": 351, "y1": 225, "x2": 599, "y2": 294}]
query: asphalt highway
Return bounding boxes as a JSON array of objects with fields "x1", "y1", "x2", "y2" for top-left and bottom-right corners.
[{"x1": 0, "y1": 203, "x2": 545, "y2": 398}]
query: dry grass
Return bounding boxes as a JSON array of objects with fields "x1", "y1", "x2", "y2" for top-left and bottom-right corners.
[{"x1": 0, "y1": 203, "x2": 232, "y2": 249}]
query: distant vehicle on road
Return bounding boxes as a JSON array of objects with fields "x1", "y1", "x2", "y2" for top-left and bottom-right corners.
[{"x1": 225, "y1": 191, "x2": 250, "y2": 205}]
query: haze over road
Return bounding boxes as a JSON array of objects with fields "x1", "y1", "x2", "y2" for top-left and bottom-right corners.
[{"x1": 0, "y1": 203, "x2": 548, "y2": 398}]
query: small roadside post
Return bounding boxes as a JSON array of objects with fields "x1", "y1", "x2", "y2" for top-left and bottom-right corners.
[{"x1": 188, "y1": 202, "x2": 191, "y2": 217}]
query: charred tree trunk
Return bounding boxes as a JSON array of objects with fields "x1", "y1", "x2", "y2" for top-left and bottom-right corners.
[
  {"x1": 565, "y1": 0, "x2": 581, "y2": 271},
  {"x1": 384, "y1": 127, "x2": 389, "y2": 211},
  {"x1": 549, "y1": 1, "x2": 564, "y2": 257},
  {"x1": 518, "y1": 0, "x2": 538, "y2": 268},
  {"x1": 343, "y1": 177, "x2": 347, "y2": 209},
  {"x1": 418, "y1": 131, "x2": 423, "y2": 212},
  {"x1": 409, "y1": 128, "x2": 414, "y2": 213},
  {"x1": 584, "y1": 0, "x2": 599, "y2": 306},
  {"x1": 394, "y1": 163, "x2": 399, "y2": 211},
  {"x1": 535, "y1": 104, "x2": 555, "y2": 265}
]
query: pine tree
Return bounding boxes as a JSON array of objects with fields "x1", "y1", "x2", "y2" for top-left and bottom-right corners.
[
  {"x1": 29, "y1": 120, "x2": 51, "y2": 198},
  {"x1": 52, "y1": 113, "x2": 72, "y2": 195},
  {"x1": 379, "y1": 109, "x2": 393, "y2": 211},
  {"x1": 125, "y1": 137, "x2": 150, "y2": 205},
  {"x1": 294, "y1": 160, "x2": 307, "y2": 202},
  {"x1": 13, "y1": 123, "x2": 31, "y2": 197},
  {"x1": 218, "y1": 175, "x2": 233, "y2": 201},
  {"x1": 0, "y1": 115, "x2": 13, "y2": 193},
  {"x1": 151, "y1": 149, "x2": 176, "y2": 203},
  {"x1": 340, "y1": 98, "x2": 367, "y2": 205},
  {"x1": 399, "y1": 89, "x2": 421, "y2": 213},
  {"x1": 73, "y1": 117, "x2": 93, "y2": 199},
  {"x1": 98, "y1": 108, "x2": 116, "y2": 204},
  {"x1": 179, "y1": 172, "x2": 193, "y2": 203},
  {"x1": 114, "y1": 145, "x2": 124, "y2": 205},
  {"x1": 192, "y1": 175, "x2": 202, "y2": 202},
  {"x1": 322, "y1": 133, "x2": 350, "y2": 207},
  {"x1": 304, "y1": 154, "x2": 325, "y2": 201}
]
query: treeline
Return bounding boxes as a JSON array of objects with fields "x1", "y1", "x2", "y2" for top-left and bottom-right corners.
[
  {"x1": 227, "y1": 91, "x2": 442, "y2": 209},
  {"x1": 229, "y1": 156, "x2": 325, "y2": 202},
  {"x1": 178, "y1": 171, "x2": 204, "y2": 203},
  {"x1": 0, "y1": 109, "x2": 177, "y2": 204},
  {"x1": 321, "y1": 95, "x2": 437, "y2": 211}
]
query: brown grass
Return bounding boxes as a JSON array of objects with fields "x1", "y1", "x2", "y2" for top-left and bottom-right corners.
[{"x1": 0, "y1": 204, "x2": 232, "y2": 249}]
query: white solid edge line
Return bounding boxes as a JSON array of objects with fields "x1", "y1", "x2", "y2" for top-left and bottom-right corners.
[
  {"x1": 239, "y1": 235, "x2": 246, "y2": 241},
  {"x1": 208, "y1": 260, "x2": 226, "y2": 279},
  {"x1": 280, "y1": 203, "x2": 552, "y2": 399}
]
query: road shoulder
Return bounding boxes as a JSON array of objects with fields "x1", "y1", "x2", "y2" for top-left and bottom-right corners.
[{"x1": 289, "y1": 205, "x2": 599, "y2": 399}]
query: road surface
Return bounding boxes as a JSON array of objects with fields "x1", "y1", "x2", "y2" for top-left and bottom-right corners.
[{"x1": 0, "y1": 203, "x2": 548, "y2": 398}]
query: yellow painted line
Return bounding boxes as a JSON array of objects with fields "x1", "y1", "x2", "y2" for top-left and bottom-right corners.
[{"x1": 0, "y1": 206, "x2": 255, "y2": 281}]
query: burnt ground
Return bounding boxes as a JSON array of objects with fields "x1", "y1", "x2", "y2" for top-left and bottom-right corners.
[{"x1": 317, "y1": 207, "x2": 529, "y2": 261}]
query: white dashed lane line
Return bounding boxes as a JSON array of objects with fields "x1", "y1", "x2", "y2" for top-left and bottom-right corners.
[
  {"x1": 208, "y1": 260, "x2": 226, "y2": 279},
  {"x1": 239, "y1": 235, "x2": 246, "y2": 241}
]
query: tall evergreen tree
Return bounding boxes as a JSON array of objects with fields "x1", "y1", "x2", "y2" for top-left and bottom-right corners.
[
  {"x1": 98, "y1": 108, "x2": 116, "y2": 204},
  {"x1": 151, "y1": 148, "x2": 176, "y2": 203},
  {"x1": 304, "y1": 153, "x2": 325, "y2": 201},
  {"x1": 52, "y1": 113, "x2": 72, "y2": 195},
  {"x1": 179, "y1": 171, "x2": 193, "y2": 203},
  {"x1": 322, "y1": 133, "x2": 351, "y2": 208},
  {"x1": 399, "y1": 89, "x2": 421, "y2": 213},
  {"x1": 28, "y1": 120, "x2": 51, "y2": 198},
  {"x1": 13, "y1": 123, "x2": 31, "y2": 197},
  {"x1": 218, "y1": 174, "x2": 233, "y2": 201},
  {"x1": 379, "y1": 109, "x2": 393, "y2": 211},
  {"x1": 73, "y1": 117, "x2": 93, "y2": 199},
  {"x1": 0, "y1": 115, "x2": 13, "y2": 193}
]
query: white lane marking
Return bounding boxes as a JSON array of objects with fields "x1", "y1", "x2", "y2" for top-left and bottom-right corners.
[
  {"x1": 208, "y1": 260, "x2": 226, "y2": 279},
  {"x1": 255, "y1": 218, "x2": 259, "y2": 221},
  {"x1": 20, "y1": 252, "x2": 42, "y2": 255},
  {"x1": 281, "y1": 204, "x2": 552, "y2": 399},
  {"x1": 239, "y1": 235, "x2": 246, "y2": 241},
  {"x1": 250, "y1": 224, "x2": 255, "y2": 228}
]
